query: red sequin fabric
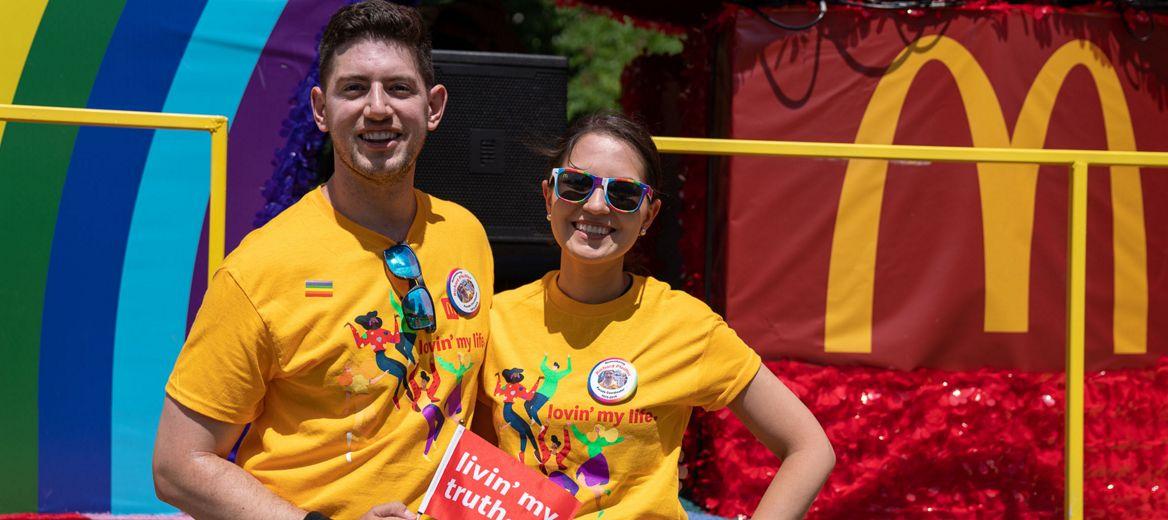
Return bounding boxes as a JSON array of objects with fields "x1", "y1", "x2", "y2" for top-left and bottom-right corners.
[{"x1": 682, "y1": 357, "x2": 1168, "y2": 518}]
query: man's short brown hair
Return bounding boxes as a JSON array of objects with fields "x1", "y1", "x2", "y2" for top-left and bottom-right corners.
[{"x1": 318, "y1": 1, "x2": 435, "y2": 89}]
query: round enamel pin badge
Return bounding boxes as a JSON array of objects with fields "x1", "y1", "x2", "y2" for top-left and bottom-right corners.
[
  {"x1": 588, "y1": 358, "x2": 638, "y2": 404},
  {"x1": 446, "y1": 268, "x2": 480, "y2": 317}
]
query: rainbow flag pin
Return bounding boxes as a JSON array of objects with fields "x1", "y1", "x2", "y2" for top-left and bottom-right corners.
[{"x1": 305, "y1": 280, "x2": 333, "y2": 297}]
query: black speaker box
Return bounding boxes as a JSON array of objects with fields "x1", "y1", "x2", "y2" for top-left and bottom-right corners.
[
  {"x1": 415, "y1": 50, "x2": 567, "y2": 243},
  {"x1": 414, "y1": 50, "x2": 567, "y2": 289}
]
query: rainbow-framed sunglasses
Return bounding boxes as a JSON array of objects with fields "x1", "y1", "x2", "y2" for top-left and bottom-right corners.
[{"x1": 550, "y1": 167, "x2": 654, "y2": 214}]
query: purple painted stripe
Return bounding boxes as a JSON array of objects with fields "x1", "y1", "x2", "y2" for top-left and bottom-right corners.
[{"x1": 186, "y1": 0, "x2": 348, "y2": 331}]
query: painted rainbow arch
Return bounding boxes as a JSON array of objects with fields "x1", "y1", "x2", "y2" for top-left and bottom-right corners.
[{"x1": 0, "y1": 0, "x2": 347, "y2": 513}]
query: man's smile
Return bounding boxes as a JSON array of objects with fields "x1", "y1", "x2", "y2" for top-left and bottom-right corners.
[{"x1": 358, "y1": 130, "x2": 402, "y2": 147}]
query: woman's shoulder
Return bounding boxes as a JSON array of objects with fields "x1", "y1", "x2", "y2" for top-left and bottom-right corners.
[{"x1": 637, "y1": 275, "x2": 718, "y2": 317}]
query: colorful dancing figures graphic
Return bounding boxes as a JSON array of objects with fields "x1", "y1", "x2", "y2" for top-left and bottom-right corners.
[
  {"x1": 335, "y1": 364, "x2": 373, "y2": 463},
  {"x1": 571, "y1": 423, "x2": 625, "y2": 515},
  {"x1": 435, "y1": 352, "x2": 473, "y2": 417},
  {"x1": 407, "y1": 359, "x2": 444, "y2": 460},
  {"x1": 345, "y1": 311, "x2": 414, "y2": 408},
  {"x1": 341, "y1": 309, "x2": 411, "y2": 463},
  {"x1": 525, "y1": 354, "x2": 571, "y2": 426},
  {"x1": 538, "y1": 424, "x2": 580, "y2": 497},
  {"x1": 536, "y1": 425, "x2": 572, "y2": 475},
  {"x1": 388, "y1": 295, "x2": 418, "y2": 365},
  {"x1": 407, "y1": 357, "x2": 441, "y2": 412},
  {"x1": 494, "y1": 368, "x2": 544, "y2": 463}
]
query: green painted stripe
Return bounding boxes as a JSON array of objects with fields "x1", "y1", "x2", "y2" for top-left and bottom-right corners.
[
  {"x1": 306, "y1": 281, "x2": 334, "y2": 288},
  {"x1": 0, "y1": 0, "x2": 126, "y2": 511}
]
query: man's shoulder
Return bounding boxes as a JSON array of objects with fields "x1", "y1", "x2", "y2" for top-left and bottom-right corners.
[
  {"x1": 418, "y1": 190, "x2": 488, "y2": 239},
  {"x1": 222, "y1": 191, "x2": 328, "y2": 273}
]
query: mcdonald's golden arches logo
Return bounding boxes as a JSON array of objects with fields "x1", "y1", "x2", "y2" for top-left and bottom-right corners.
[{"x1": 826, "y1": 36, "x2": 1147, "y2": 355}]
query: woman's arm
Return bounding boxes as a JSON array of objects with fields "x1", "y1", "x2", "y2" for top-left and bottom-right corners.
[{"x1": 728, "y1": 366, "x2": 835, "y2": 519}]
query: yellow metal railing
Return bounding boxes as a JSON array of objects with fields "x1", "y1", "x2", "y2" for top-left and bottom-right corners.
[
  {"x1": 654, "y1": 136, "x2": 1168, "y2": 520},
  {"x1": 0, "y1": 104, "x2": 229, "y2": 282},
  {"x1": 5, "y1": 103, "x2": 1167, "y2": 517}
]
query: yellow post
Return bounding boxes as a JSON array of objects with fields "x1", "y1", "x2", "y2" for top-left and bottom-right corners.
[
  {"x1": 0, "y1": 103, "x2": 223, "y2": 131},
  {"x1": 652, "y1": 136, "x2": 1168, "y2": 167},
  {"x1": 649, "y1": 137, "x2": 1168, "y2": 519},
  {"x1": 0, "y1": 103, "x2": 228, "y2": 290},
  {"x1": 1065, "y1": 161, "x2": 1088, "y2": 519},
  {"x1": 209, "y1": 121, "x2": 228, "y2": 280}
]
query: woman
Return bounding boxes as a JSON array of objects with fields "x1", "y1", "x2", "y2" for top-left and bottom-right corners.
[{"x1": 480, "y1": 113, "x2": 834, "y2": 518}]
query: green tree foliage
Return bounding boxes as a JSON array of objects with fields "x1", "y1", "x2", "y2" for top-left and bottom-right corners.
[
  {"x1": 550, "y1": 6, "x2": 683, "y2": 120},
  {"x1": 426, "y1": 0, "x2": 683, "y2": 121}
]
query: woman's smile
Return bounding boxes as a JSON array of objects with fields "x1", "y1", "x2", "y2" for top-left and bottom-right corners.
[{"x1": 572, "y1": 220, "x2": 616, "y2": 239}]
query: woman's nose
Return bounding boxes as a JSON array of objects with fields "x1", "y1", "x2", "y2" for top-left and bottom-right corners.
[{"x1": 582, "y1": 186, "x2": 609, "y2": 213}]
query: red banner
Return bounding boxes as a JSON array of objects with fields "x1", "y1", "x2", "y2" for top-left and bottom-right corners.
[
  {"x1": 420, "y1": 426, "x2": 581, "y2": 520},
  {"x1": 725, "y1": 8, "x2": 1168, "y2": 371}
]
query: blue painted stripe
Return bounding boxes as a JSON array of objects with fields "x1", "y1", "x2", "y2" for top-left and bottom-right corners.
[
  {"x1": 111, "y1": 0, "x2": 288, "y2": 513},
  {"x1": 38, "y1": 0, "x2": 209, "y2": 512}
]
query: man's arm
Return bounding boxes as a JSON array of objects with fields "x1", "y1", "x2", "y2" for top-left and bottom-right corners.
[
  {"x1": 153, "y1": 395, "x2": 307, "y2": 520},
  {"x1": 154, "y1": 396, "x2": 418, "y2": 520}
]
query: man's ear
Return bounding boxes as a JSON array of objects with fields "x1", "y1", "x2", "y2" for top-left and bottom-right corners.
[
  {"x1": 310, "y1": 86, "x2": 328, "y2": 133},
  {"x1": 426, "y1": 84, "x2": 448, "y2": 131}
]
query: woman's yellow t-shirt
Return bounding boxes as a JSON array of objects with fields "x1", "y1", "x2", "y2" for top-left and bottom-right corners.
[{"x1": 481, "y1": 272, "x2": 761, "y2": 519}]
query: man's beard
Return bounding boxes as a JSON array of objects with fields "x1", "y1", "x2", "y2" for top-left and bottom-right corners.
[{"x1": 336, "y1": 132, "x2": 425, "y2": 186}]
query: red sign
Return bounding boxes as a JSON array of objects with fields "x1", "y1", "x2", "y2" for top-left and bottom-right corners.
[
  {"x1": 420, "y1": 425, "x2": 581, "y2": 520},
  {"x1": 724, "y1": 10, "x2": 1168, "y2": 371}
]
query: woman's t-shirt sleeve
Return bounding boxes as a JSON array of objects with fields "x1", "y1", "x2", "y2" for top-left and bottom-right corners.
[
  {"x1": 693, "y1": 315, "x2": 763, "y2": 411},
  {"x1": 165, "y1": 268, "x2": 276, "y2": 424}
]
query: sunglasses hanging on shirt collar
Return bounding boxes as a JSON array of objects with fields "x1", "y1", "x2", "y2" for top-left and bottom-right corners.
[{"x1": 383, "y1": 243, "x2": 436, "y2": 333}]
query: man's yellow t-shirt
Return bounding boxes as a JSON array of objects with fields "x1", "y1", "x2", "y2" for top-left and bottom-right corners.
[
  {"x1": 167, "y1": 187, "x2": 493, "y2": 519},
  {"x1": 481, "y1": 272, "x2": 762, "y2": 519}
]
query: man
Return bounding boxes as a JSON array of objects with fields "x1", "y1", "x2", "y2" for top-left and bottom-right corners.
[{"x1": 153, "y1": 2, "x2": 493, "y2": 519}]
